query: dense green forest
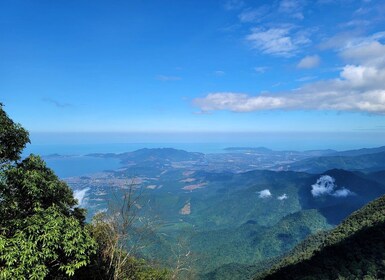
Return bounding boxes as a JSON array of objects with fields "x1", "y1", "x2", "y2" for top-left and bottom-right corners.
[
  {"x1": 0, "y1": 104, "x2": 169, "y2": 279},
  {"x1": 257, "y1": 194, "x2": 385, "y2": 279}
]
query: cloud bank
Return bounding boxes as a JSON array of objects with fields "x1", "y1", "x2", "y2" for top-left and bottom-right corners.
[
  {"x1": 277, "y1": 193, "x2": 288, "y2": 200},
  {"x1": 194, "y1": 36, "x2": 385, "y2": 114},
  {"x1": 311, "y1": 175, "x2": 354, "y2": 198}
]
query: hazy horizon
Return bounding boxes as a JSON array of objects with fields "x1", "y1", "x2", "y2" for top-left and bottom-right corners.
[{"x1": 23, "y1": 131, "x2": 385, "y2": 156}]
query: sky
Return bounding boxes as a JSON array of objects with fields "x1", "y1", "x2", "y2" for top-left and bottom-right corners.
[{"x1": 1, "y1": 0, "x2": 385, "y2": 147}]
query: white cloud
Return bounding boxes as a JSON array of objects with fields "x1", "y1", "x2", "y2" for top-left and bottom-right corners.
[
  {"x1": 258, "y1": 189, "x2": 272, "y2": 198},
  {"x1": 193, "y1": 38, "x2": 385, "y2": 114},
  {"x1": 333, "y1": 188, "x2": 354, "y2": 197},
  {"x1": 341, "y1": 41, "x2": 385, "y2": 67},
  {"x1": 246, "y1": 26, "x2": 310, "y2": 57},
  {"x1": 277, "y1": 194, "x2": 288, "y2": 200},
  {"x1": 311, "y1": 175, "x2": 354, "y2": 198},
  {"x1": 311, "y1": 175, "x2": 335, "y2": 196},
  {"x1": 297, "y1": 55, "x2": 320, "y2": 69},
  {"x1": 74, "y1": 187, "x2": 90, "y2": 206}
]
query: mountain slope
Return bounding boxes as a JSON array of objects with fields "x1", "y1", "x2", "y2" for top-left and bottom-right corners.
[
  {"x1": 257, "y1": 194, "x2": 385, "y2": 280},
  {"x1": 333, "y1": 145, "x2": 385, "y2": 157},
  {"x1": 287, "y1": 151, "x2": 385, "y2": 173}
]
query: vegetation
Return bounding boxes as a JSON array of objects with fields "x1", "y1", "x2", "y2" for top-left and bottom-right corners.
[
  {"x1": 0, "y1": 104, "x2": 96, "y2": 279},
  {"x1": 289, "y1": 152, "x2": 385, "y2": 173},
  {"x1": 0, "y1": 103, "x2": 29, "y2": 164},
  {"x1": 79, "y1": 162, "x2": 385, "y2": 277},
  {"x1": 257, "y1": 194, "x2": 385, "y2": 279},
  {"x1": 0, "y1": 104, "x2": 169, "y2": 279}
]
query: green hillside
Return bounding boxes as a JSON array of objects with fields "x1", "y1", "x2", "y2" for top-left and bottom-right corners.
[
  {"x1": 257, "y1": 194, "x2": 385, "y2": 280},
  {"x1": 288, "y1": 152, "x2": 385, "y2": 173}
]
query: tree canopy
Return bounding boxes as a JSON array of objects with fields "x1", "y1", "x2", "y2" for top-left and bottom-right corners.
[
  {"x1": 0, "y1": 103, "x2": 29, "y2": 164},
  {"x1": 0, "y1": 104, "x2": 96, "y2": 279}
]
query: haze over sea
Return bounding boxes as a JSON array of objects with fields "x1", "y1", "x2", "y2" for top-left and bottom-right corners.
[{"x1": 26, "y1": 131, "x2": 385, "y2": 156}]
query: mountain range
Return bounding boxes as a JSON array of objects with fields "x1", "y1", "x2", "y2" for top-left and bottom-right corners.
[{"x1": 58, "y1": 145, "x2": 385, "y2": 278}]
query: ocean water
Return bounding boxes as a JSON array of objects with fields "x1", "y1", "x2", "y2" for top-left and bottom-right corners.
[
  {"x1": 43, "y1": 156, "x2": 122, "y2": 178},
  {"x1": 23, "y1": 142, "x2": 228, "y2": 156}
]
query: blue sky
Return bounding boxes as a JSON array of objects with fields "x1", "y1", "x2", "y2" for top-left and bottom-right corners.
[{"x1": 2, "y1": 0, "x2": 385, "y2": 146}]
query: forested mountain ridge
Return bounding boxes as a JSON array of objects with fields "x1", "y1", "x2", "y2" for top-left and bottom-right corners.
[
  {"x1": 285, "y1": 151, "x2": 385, "y2": 173},
  {"x1": 256, "y1": 194, "x2": 385, "y2": 279}
]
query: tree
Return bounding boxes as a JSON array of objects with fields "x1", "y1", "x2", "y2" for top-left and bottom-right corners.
[
  {"x1": 0, "y1": 104, "x2": 96, "y2": 279},
  {"x1": 0, "y1": 103, "x2": 29, "y2": 164}
]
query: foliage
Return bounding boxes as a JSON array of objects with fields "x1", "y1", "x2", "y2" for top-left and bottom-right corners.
[
  {"x1": 289, "y1": 152, "x2": 385, "y2": 173},
  {"x1": 0, "y1": 105, "x2": 95, "y2": 279},
  {"x1": 0, "y1": 206, "x2": 95, "y2": 279},
  {"x1": 0, "y1": 103, "x2": 29, "y2": 164},
  {"x1": 0, "y1": 155, "x2": 81, "y2": 233},
  {"x1": 257, "y1": 194, "x2": 385, "y2": 279}
]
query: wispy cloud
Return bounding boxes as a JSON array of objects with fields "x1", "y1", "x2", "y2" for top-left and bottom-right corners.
[
  {"x1": 224, "y1": 0, "x2": 244, "y2": 10},
  {"x1": 238, "y1": 6, "x2": 270, "y2": 23},
  {"x1": 296, "y1": 76, "x2": 317, "y2": 82},
  {"x1": 279, "y1": 0, "x2": 305, "y2": 20},
  {"x1": 339, "y1": 19, "x2": 371, "y2": 28},
  {"x1": 42, "y1": 97, "x2": 72, "y2": 108},
  {"x1": 254, "y1": 66, "x2": 268, "y2": 73},
  {"x1": 214, "y1": 70, "x2": 226, "y2": 76},
  {"x1": 297, "y1": 55, "x2": 320, "y2": 69},
  {"x1": 320, "y1": 31, "x2": 385, "y2": 51},
  {"x1": 246, "y1": 26, "x2": 310, "y2": 57},
  {"x1": 156, "y1": 75, "x2": 182, "y2": 81}
]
